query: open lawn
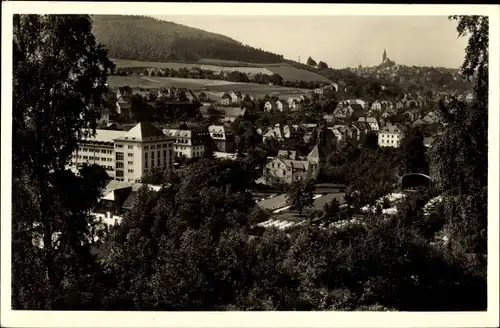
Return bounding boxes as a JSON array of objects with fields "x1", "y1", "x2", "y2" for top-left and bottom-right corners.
[
  {"x1": 107, "y1": 75, "x2": 311, "y2": 98},
  {"x1": 112, "y1": 58, "x2": 330, "y2": 82},
  {"x1": 268, "y1": 65, "x2": 332, "y2": 83}
]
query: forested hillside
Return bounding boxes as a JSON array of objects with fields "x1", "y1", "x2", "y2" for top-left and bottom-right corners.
[{"x1": 91, "y1": 15, "x2": 284, "y2": 63}]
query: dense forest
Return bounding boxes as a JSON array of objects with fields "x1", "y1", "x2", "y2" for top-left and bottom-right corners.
[{"x1": 92, "y1": 15, "x2": 284, "y2": 63}]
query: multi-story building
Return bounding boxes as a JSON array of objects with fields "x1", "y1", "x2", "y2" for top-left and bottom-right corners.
[
  {"x1": 163, "y1": 127, "x2": 209, "y2": 159},
  {"x1": 208, "y1": 125, "x2": 235, "y2": 153},
  {"x1": 378, "y1": 123, "x2": 404, "y2": 148},
  {"x1": 71, "y1": 129, "x2": 124, "y2": 178},
  {"x1": 261, "y1": 145, "x2": 323, "y2": 185},
  {"x1": 71, "y1": 122, "x2": 175, "y2": 183}
]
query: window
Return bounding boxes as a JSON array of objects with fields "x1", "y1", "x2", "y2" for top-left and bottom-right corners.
[
  {"x1": 128, "y1": 161, "x2": 133, "y2": 165},
  {"x1": 157, "y1": 145, "x2": 162, "y2": 149},
  {"x1": 115, "y1": 170, "x2": 124, "y2": 177},
  {"x1": 163, "y1": 150, "x2": 167, "y2": 159},
  {"x1": 116, "y1": 152, "x2": 124, "y2": 161},
  {"x1": 116, "y1": 162, "x2": 124, "y2": 169},
  {"x1": 101, "y1": 149, "x2": 106, "y2": 153},
  {"x1": 144, "y1": 146, "x2": 149, "y2": 150},
  {"x1": 169, "y1": 150, "x2": 173, "y2": 158},
  {"x1": 128, "y1": 145, "x2": 134, "y2": 149},
  {"x1": 116, "y1": 144, "x2": 123, "y2": 149},
  {"x1": 151, "y1": 152, "x2": 154, "y2": 159},
  {"x1": 128, "y1": 169, "x2": 134, "y2": 173},
  {"x1": 128, "y1": 153, "x2": 133, "y2": 157},
  {"x1": 163, "y1": 144, "x2": 167, "y2": 148},
  {"x1": 157, "y1": 157, "x2": 160, "y2": 166},
  {"x1": 83, "y1": 156, "x2": 88, "y2": 160}
]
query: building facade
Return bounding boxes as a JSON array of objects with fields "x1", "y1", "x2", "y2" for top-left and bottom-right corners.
[
  {"x1": 71, "y1": 122, "x2": 175, "y2": 183},
  {"x1": 163, "y1": 128, "x2": 209, "y2": 159},
  {"x1": 378, "y1": 123, "x2": 404, "y2": 148},
  {"x1": 209, "y1": 125, "x2": 236, "y2": 153}
]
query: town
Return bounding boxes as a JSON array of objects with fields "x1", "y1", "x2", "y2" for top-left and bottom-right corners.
[
  {"x1": 70, "y1": 48, "x2": 471, "y2": 233},
  {"x1": 8, "y1": 11, "x2": 490, "y2": 316}
]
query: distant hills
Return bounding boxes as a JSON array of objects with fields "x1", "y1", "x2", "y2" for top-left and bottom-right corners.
[{"x1": 91, "y1": 15, "x2": 284, "y2": 64}]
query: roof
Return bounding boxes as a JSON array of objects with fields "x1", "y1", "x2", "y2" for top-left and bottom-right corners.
[
  {"x1": 277, "y1": 150, "x2": 297, "y2": 160},
  {"x1": 115, "y1": 122, "x2": 170, "y2": 142},
  {"x1": 312, "y1": 193, "x2": 346, "y2": 210},
  {"x1": 163, "y1": 129, "x2": 193, "y2": 138},
  {"x1": 380, "y1": 123, "x2": 402, "y2": 134},
  {"x1": 349, "y1": 104, "x2": 364, "y2": 112},
  {"x1": 257, "y1": 194, "x2": 289, "y2": 211},
  {"x1": 82, "y1": 129, "x2": 125, "y2": 143},
  {"x1": 208, "y1": 125, "x2": 227, "y2": 134}
]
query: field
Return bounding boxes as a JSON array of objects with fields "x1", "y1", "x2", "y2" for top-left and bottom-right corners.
[
  {"x1": 112, "y1": 58, "x2": 332, "y2": 83},
  {"x1": 106, "y1": 75, "x2": 310, "y2": 98},
  {"x1": 267, "y1": 65, "x2": 332, "y2": 83}
]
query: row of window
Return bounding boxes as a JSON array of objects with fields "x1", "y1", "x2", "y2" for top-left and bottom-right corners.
[
  {"x1": 75, "y1": 155, "x2": 113, "y2": 162},
  {"x1": 79, "y1": 148, "x2": 113, "y2": 154},
  {"x1": 144, "y1": 144, "x2": 172, "y2": 150}
]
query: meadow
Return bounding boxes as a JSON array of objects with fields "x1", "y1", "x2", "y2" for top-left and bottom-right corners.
[
  {"x1": 111, "y1": 58, "x2": 331, "y2": 83},
  {"x1": 106, "y1": 75, "x2": 311, "y2": 99}
]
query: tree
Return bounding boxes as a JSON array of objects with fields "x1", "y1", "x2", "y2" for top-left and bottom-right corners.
[
  {"x1": 12, "y1": 14, "x2": 114, "y2": 309},
  {"x1": 287, "y1": 180, "x2": 315, "y2": 216},
  {"x1": 428, "y1": 16, "x2": 488, "y2": 194},
  {"x1": 306, "y1": 56, "x2": 317, "y2": 67},
  {"x1": 399, "y1": 127, "x2": 429, "y2": 175},
  {"x1": 317, "y1": 61, "x2": 328, "y2": 70}
]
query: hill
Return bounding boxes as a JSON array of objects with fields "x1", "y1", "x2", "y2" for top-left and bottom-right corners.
[{"x1": 91, "y1": 15, "x2": 284, "y2": 64}]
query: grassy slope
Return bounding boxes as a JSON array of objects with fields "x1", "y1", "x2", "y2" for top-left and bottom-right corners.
[{"x1": 106, "y1": 75, "x2": 310, "y2": 98}]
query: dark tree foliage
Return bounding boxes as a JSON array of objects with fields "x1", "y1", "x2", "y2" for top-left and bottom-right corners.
[{"x1": 12, "y1": 14, "x2": 114, "y2": 309}]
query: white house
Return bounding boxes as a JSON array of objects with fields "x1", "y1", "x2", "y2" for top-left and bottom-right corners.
[{"x1": 378, "y1": 123, "x2": 404, "y2": 148}]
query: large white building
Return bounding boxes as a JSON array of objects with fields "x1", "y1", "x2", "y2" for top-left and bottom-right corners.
[
  {"x1": 71, "y1": 122, "x2": 175, "y2": 183},
  {"x1": 378, "y1": 123, "x2": 404, "y2": 148}
]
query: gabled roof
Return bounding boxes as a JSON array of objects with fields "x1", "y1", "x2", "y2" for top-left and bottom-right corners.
[{"x1": 116, "y1": 122, "x2": 168, "y2": 142}]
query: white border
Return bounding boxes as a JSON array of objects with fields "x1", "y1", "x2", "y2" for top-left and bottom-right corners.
[{"x1": 1, "y1": 2, "x2": 499, "y2": 328}]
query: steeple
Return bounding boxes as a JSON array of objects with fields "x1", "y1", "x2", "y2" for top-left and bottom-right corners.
[{"x1": 383, "y1": 49, "x2": 387, "y2": 62}]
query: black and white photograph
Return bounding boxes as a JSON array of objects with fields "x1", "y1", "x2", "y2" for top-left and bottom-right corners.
[{"x1": 1, "y1": 2, "x2": 499, "y2": 327}]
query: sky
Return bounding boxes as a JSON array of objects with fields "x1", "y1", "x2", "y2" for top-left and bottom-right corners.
[{"x1": 153, "y1": 15, "x2": 468, "y2": 69}]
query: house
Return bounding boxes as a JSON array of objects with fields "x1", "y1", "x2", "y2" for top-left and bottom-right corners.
[
  {"x1": 378, "y1": 123, "x2": 404, "y2": 148},
  {"x1": 328, "y1": 127, "x2": 344, "y2": 142},
  {"x1": 277, "y1": 149, "x2": 298, "y2": 160},
  {"x1": 412, "y1": 118, "x2": 427, "y2": 128},
  {"x1": 264, "y1": 101, "x2": 274, "y2": 112},
  {"x1": 276, "y1": 100, "x2": 288, "y2": 112},
  {"x1": 423, "y1": 111, "x2": 440, "y2": 125},
  {"x1": 299, "y1": 95, "x2": 310, "y2": 102},
  {"x1": 185, "y1": 90, "x2": 198, "y2": 103},
  {"x1": 116, "y1": 96, "x2": 132, "y2": 119},
  {"x1": 220, "y1": 93, "x2": 232, "y2": 105},
  {"x1": 395, "y1": 101, "x2": 405, "y2": 110},
  {"x1": 208, "y1": 125, "x2": 235, "y2": 153},
  {"x1": 197, "y1": 92, "x2": 209, "y2": 102},
  {"x1": 219, "y1": 107, "x2": 246, "y2": 123},
  {"x1": 262, "y1": 146, "x2": 321, "y2": 185},
  {"x1": 371, "y1": 100, "x2": 382, "y2": 111},
  {"x1": 230, "y1": 91, "x2": 242, "y2": 104},
  {"x1": 163, "y1": 127, "x2": 209, "y2": 159},
  {"x1": 333, "y1": 104, "x2": 353, "y2": 118},
  {"x1": 263, "y1": 124, "x2": 293, "y2": 142},
  {"x1": 358, "y1": 117, "x2": 379, "y2": 131},
  {"x1": 313, "y1": 88, "x2": 324, "y2": 95},
  {"x1": 98, "y1": 107, "x2": 110, "y2": 125},
  {"x1": 92, "y1": 181, "x2": 163, "y2": 226},
  {"x1": 287, "y1": 97, "x2": 303, "y2": 111}
]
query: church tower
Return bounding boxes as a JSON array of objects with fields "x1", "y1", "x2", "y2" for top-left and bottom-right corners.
[{"x1": 383, "y1": 49, "x2": 387, "y2": 62}]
